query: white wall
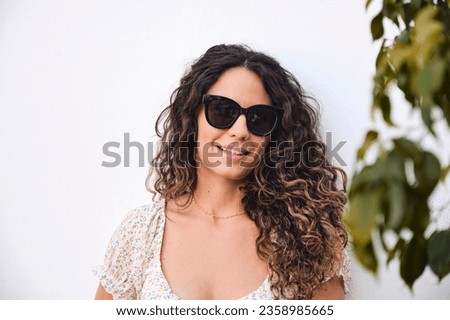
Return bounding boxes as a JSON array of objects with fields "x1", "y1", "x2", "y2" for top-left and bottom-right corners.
[{"x1": 0, "y1": 0, "x2": 448, "y2": 299}]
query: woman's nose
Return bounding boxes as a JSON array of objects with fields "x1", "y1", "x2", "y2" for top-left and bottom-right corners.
[{"x1": 227, "y1": 114, "x2": 250, "y2": 140}]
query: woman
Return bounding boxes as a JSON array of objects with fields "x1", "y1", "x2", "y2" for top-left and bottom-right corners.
[{"x1": 94, "y1": 44, "x2": 349, "y2": 300}]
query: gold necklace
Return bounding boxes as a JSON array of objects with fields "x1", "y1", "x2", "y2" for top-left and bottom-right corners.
[{"x1": 192, "y1": 196, "x2": 246, "y2": 219}]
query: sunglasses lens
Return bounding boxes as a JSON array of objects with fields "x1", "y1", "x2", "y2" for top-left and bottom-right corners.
[
  {"x1": 206, "y1": 99, "x2": 239, "y2": 128},
  {"x1": 204, "y1": 95, "x2": 281, "y2": 136},
  {"x1": 247, "y1": 106, "x2": 278, "y2": 136}
]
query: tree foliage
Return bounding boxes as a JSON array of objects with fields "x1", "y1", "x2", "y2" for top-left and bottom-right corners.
[{"x1": 346, "y1": 0, "x2": 450, "y2": 289}]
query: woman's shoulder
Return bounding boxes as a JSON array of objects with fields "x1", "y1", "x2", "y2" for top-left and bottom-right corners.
[
  {"x1": 327, "y1": 248, "x2": 351, "y2": 295},
  {"x1": 124, "y1": 196, "x2": 164, "y2": 220},
  {"x1": 101, "y1": 196, "x2": 166, "y2": 253},
  {"x1": 338, "y1": 249, "x2": 351, "y2": 294},
  {"x1": 117, "y1": 196, "x2": 165, "y2": 236},
  {"x1": 93, "y1": 196, "x2": 166, "y2": 300}
]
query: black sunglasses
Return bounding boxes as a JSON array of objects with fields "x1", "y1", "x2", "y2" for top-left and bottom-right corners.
[{"x1": 202, "y1": 94, "x2": 283, "y2": 136}]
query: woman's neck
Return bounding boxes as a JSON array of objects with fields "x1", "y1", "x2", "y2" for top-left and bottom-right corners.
[{"x1": 193, "y1": 174, "x2": 246, "y2": 219}]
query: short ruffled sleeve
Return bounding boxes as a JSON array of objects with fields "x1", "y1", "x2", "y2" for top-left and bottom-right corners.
[
  {"x1": 322, "y1": 248, "x2": 351, "y2": 295},
  {"x1": 337, "y1": 250, "x2": 351, "y2": 294},
  {"x1": 93, "y1": 205, "x2": 153, "y2": 300}
]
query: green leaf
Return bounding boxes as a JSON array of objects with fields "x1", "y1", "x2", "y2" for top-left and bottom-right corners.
[
  {"x1": 401, "y1": 3, "x2": 412, "y2": 27},
  {"x1": 427, "y1": 229, "x2": 450, "y2": 280},
  {"x1": 393, "y1": 138, "x2": 421, "y2": 162},
  {"x1": 397, "y1": 66, "x2": 408, "y2": 89},
  {"x1": 414, "y1": 151, "x2": 441, "y2": 195},
  {"x1": 414, "y1": 6, "x2": 443, "y2": 45},
  {"x1": 418, "y1": 58, "x2": 446, "y2": 108},
  {"x1": 396, "y1": 29, "x2": 410, "y2": 44},
  {"x1": 354, "y1": 241, "x2": 378, "y2": 273},
  {"x1": 385, "y1": 149, "x2": 407, "y2": 183},
  {"x1": 413, "y1": 6, "x2": 444, "y2": 68},
  {"x1": 400, "y1": 236, "x2": 427, "y2": 290},
  {"x1": 365, "y1": 0, "x2": 373, "y2": 10},
  {"x1": 349, "y1": 160, "x2": 386, "y2": 195},
  {"x1": 379, "y1": 152, "x2": 408, "y2": 232},
  {"x1": 387, "y1": 44, "x2": 411, "y2": 73},
  {"x1": 357, "y1": 130, "x2": 378, "y2": 160},
  {"x1": 383, "y1": 2, "x2": 402, "y2": 27},
  {"x1": 405, "y1": 191, "x2": 430, "y2": 234},
  {"x1": 371, "y1": 11, "x2": 385, "y2": 40},
  {"x1": 397, "y1": 64, "x2": 417, "y2": 105},
  {"x1": 420, "y1": 106, "x2": 435, "y2": 135},
  {"x1": 380, "y1": 95, "x2": 394, "y2": 126},
  {"x1": 375, "y1": 39, "x2": 388, "y2": 69},
  {"x1": 411, "y1": 0, "x2": 423, "y2": 10},
  {"x1": 346, "y1": 190, "x2": 382, "y2": 245},
  {"x1": 385, "y1": 182, "x2": 407, "y2": 231}
]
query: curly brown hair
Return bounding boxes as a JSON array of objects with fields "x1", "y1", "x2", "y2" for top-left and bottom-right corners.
[{"x1": 146, "y1": 44, "x2": 348, "y2": 299}]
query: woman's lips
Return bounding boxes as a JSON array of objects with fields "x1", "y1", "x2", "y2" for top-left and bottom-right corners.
[{"x1": 216, "y1": 144, "x2": 250, "y2": 157}]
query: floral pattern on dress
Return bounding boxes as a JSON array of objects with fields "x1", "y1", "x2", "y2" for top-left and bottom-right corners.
[{"x1": 93, "y1": 196, "x2": 350, "y2": 299}]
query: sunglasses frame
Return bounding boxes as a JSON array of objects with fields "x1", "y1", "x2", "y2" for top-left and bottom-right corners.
[{"x1": 202, "y1": 94, "x2": 284, "y2": 136}]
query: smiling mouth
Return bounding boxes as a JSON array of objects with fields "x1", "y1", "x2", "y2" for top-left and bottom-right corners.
[{"x1": 216, "y1": 145, "x2": 249, "y2": 156}]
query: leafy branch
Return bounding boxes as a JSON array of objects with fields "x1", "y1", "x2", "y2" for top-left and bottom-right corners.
[{"x1": 346, "y1": 0, "x2": 450, "y2": 289}]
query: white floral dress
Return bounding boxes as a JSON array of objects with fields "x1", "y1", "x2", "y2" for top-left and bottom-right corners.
[{"x1": 93, "y1": 197, "x2": 350, "y2": 299}]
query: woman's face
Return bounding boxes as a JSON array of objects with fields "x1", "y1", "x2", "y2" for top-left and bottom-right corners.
[{"x1": 196, "y1": 67, "x2": 271, "y2": 182}]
